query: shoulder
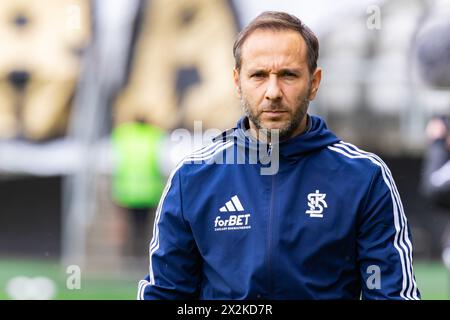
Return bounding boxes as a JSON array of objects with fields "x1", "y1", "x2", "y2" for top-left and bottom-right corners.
[
  {"x1": 326, "y1": 141, "x2": 400, "y2": 204},
  {"x1": 325, "y1": 140, "x2": 391, "y2": 177},
  {"x1": 172, "y1": 137, "x2": 236, "y2": 176}
]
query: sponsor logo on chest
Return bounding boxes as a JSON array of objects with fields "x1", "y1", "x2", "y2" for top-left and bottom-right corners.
[{"x1": 214, "y1": 195, "x2": 251, "y2": 231}]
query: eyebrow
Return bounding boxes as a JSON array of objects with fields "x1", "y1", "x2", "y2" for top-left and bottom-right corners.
[{"x1": 247, "y1": 68, "x2": 303, "y2": 76}]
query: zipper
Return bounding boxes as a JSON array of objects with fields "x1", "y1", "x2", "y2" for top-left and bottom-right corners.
[{"x1": 267, "y1": 171, "x2": 276, "y2": 298}]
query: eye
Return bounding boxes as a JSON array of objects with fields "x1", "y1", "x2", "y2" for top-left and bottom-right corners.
[
  {"x1": 281, "y1": 71, "x2": 298, "y2": 79},
  {"x1": 250, "y1": 72, "x2": 266, "y2": 79}
]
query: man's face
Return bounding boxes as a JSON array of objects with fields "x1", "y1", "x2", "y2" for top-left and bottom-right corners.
[{"x1": 234, "y1": 29, "x2": 322, "y2": 140}]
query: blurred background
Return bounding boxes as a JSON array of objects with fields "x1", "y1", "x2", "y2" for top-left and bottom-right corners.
[{"x1": 1, "y1": 0, "x2": 450, "y2": 299}]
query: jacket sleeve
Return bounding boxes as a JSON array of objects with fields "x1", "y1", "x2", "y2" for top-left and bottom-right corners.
[
  {"x1": 137, "y1": 167, "x2": 202, "y2": 300},
  {"x1": 421, "y1": 139, "x2": 450, "y2": 208},
  {"x1": 358, "y1": 165, "x2": 420, "y2": 300}
]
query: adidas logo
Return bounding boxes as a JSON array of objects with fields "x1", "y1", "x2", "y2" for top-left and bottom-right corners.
[
  {"x1": 219, "y1": 195, "x2": 244, "y2": 212},
  {"x1": 215, "y1": 195, "x2": 251, "y2": 232}
]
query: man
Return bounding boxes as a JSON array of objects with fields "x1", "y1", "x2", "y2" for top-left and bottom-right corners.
[
  {"x1": 422, "y1": 116, "x2": 450, "y2": 207},
  {"x1": 417, "y1": 14, "x2": 450, "y2": 206},
  {"x1": 138, "y1": 11, "x2": 420, "y2": 300},
  {"x1": 421, "y1": 116, "x2": 450, "y2": 258},
  {"x1": 111, "y1": 119, "x2": 166, "y2": 258},
  {"x1": 417, "y1": 13, "x2": 450, "y2": 258}
]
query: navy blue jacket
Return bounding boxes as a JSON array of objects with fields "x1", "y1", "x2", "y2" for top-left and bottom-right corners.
[{"x1": 138, "y1": 115, "x2": 420, "y2": 300}]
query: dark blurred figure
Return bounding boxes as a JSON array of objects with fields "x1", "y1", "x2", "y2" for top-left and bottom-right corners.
[
  {"x1": 422, "y1": 116, "x2": 450, "y2": 208},
  {"x1": 422, "y1": 115, "x2": 450, "y2": 263},
  {"x1": 416, "y1": 6, "x2": 450, "y2": 256}
]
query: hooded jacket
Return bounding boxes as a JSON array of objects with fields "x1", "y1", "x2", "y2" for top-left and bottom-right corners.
[{"x1": 138, "y1": 115, "x2": 420, "y2": 300}]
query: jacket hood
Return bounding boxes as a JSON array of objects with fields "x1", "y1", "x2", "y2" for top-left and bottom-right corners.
[{"x1": 228, "y1": 115, "x2": 340, "y2": 159}]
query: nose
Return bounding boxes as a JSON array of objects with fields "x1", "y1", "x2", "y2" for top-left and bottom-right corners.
[{"x1": 264, "y1": 75, "x2": 282, "y2": 101}]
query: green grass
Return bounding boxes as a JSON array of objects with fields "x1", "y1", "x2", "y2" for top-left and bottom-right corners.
[
  {"x1": 0, "y1": 258, "x2": 449, "y2": 299},
  {"x1": 414, "y1": 262, "x2": 450, "y2": 300},
  {"x1": 0, "y1": 258, "x2": 138, "y2": 300}
]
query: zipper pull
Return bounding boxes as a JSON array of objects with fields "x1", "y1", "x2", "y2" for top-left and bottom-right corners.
[{"x1": 268, "y1": 143, "x2": 272, "y2": 157}]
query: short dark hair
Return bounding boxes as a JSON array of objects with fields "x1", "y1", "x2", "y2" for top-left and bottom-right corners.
[{"x1": 233, "y1": 11, "x2": 319, "y2": 75}]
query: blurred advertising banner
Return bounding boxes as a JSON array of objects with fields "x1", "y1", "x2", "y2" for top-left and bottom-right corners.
[
  {"x1": 114, "y1": 0, "x2": 241, "y2": 131},
  {"x1": 0, "y1": 0, "x2": 91, "y2": 141}
]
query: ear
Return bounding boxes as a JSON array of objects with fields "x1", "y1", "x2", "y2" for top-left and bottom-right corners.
[
  {"x1": 233, "y1": 68, "x2": 241, "y2": 98},
  {"x1": 308, "y1": 67, "x2": 322, "y2": 101}
]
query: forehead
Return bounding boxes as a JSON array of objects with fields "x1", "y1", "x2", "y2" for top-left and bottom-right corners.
[{"x1": 240, "y1": 29, "x2": 308, "y2": 70}]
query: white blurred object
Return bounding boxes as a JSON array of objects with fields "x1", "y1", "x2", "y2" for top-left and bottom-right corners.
[
  {"x1": 6, "y1": 276, "x2": 56, "y2": 300},
  {"x1": 318, "y1": 17, "x2": 372, "y2": 113},
  {"x1": 0, "y1": 138, "x2": 112, "y2": 176},
  {"x1": 93, "y1": 0, "x2": 141, "y2": 89},
  {"x1": 366, "y1": 0, "x2": 423, "y2": 115},
  {"x1": 413, "y1": 0, "x2": 450, "y2": 89},
  {"x1": 442, "y1": 246, "x2": 450, "y2": 270},
  {"x1": 367, "y1": 55, "x2": 410, "y2": 115}
]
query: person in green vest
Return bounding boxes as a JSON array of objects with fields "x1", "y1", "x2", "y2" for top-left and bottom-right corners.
[{"x1": 111, "y1": 118, "x2": 166, "y2": 259}]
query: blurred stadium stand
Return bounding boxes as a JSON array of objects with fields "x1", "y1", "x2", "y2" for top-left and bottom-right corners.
[{"x1": 0, "y1": 0, "x2": 449, "y2": 277}]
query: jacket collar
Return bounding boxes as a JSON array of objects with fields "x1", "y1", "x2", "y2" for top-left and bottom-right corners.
[{"x1": 229, "y1": 114, "x2": 340, "y2": 159}]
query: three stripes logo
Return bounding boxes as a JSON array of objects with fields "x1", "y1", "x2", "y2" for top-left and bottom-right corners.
[
  {"x1": 219, "y1": 195, "x2": 244, "y2": 212},
  {"x1": 215, "y1": 195, "x2": 251, "y2": 231}
]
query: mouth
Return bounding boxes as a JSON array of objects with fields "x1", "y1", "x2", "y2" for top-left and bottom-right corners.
[{"x1": 262, "y1": 110, "x2": 288, "y2": 117}]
